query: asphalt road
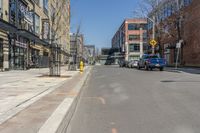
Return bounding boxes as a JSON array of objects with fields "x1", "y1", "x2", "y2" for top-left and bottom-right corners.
[{"x1": 67, "y1": 65, "x2": 200, "y2": 133}]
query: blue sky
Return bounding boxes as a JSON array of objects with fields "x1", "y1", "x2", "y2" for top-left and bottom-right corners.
[{"x1": 71, "y1": 0, "x2": 140, "y2": 49}]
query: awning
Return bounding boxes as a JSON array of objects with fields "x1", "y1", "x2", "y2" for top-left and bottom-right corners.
[
  {"x1": 17, "y1": 29, "x2": 49, "y2": 46},
  {"x1": 0, "y1": 19, "x2": 17, "y2": 33},
  {"x1": 30, "y1": 44, "x2": 42, "y2": 50}
]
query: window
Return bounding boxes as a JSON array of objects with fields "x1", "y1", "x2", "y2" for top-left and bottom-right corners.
[
  {"x1": 129, "y1": 35, "x2": 140, "y2": 41},
  {"x1": 43, "y1": 0, "x2": 48, "y2": 14},
  {"x1": 40, "y1": 0, "x2": 43, "y2": 7},
  {"x1": 0, "y1": 0, "x2": 2, "y2": 18},
  {"x1": 129, "y1": 44, "x2": 140, "y2": 52},
  {"x1": 9, "y1": 0, "x2": 16, "y2": 24},
  {"x1": 128, "y1": 24, "x2": 140, "y2": 30},
  {"x1": 35, "y1": 14, "x2": 40, "y2": 35},
  {"x1": 143, "y1": 32, "x2": 147, "y2": 41},
  {"x1": 34, "y1": 0, "x2": 39, "y2": 5},
  {"x1": 140, "y1": 24, "x2": 148, "y2": 30},
  {"x1": 183, "y1": 0, "x2": 192, "y2": 6}
]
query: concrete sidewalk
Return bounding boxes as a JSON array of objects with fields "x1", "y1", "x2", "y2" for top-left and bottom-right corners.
[
  {"x1": 165, "y1": 67, "x2": 200, "y2": 74},
  {"x1": 0, "y1": 66, "x2": 92, "y2": 133}
]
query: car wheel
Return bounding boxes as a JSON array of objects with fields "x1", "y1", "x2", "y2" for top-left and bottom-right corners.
[
  {"x1": 145, "y1": 64, "x2": 149, "y2": 71},
  {"x1": 150, "y1": 67, "x2": 153, "y2": 71},
  {"x1": 137, "y1": 65, "x2": 140, "y2": 70},
  {"x1": 160, "y1": 67, "x2": 164, "y2": 71}
]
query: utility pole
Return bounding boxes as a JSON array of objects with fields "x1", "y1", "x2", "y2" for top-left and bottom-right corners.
[
  {"x1": 147, "y1": 16, "x2": 156, "y2": 54},
  {"x1": 175, "y1": 0, "x2": 182, "y2": 69}
]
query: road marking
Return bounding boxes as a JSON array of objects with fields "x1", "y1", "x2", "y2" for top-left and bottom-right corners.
[
  {"x1": 112, "y1": 128, "x2": 118, "y2": 133},
  {"x1": 98, "y1": 97, "x2": 106, "y2": 105}
]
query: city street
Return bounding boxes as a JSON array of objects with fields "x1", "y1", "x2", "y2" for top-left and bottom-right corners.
[{"x1": 67, "y1": 65, "x2": 200, "y2": 133}]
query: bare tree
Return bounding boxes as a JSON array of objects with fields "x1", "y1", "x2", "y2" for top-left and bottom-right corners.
[
  {"x1": 135, "y1": 0, "x2": 183, "y2": 56},
  {"x1": 49, "y1": 0, "x2": 70, "y2": 76}
]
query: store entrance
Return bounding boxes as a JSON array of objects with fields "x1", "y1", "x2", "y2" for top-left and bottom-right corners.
[{"x1": 14, "y1": 46, "x2": 27, "y2": 70}]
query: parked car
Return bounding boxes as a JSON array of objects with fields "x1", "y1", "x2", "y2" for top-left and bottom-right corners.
[
  {"x1": 119, "y1": 60, "x2": 126, "y2": 67},
  {"x1": 127, "y1": 60, "x2": 138, "y2": 68},
  {"x1": 131, "y1": 60, "x2": 139, "y2": 68},
  {"x1": 137, "y1": 54, "x2": 166, "y2": 71},
  {"x1": 127, "y1": 61, "x2": 133, "y2": 68},
  {"x1": 125, "y1": 60, "x2": 130, "y2": 68}
]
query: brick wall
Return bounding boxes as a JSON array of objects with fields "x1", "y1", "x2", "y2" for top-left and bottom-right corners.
[{"x1": 183, "y1": 0, "x2": 200, "y2": 66}]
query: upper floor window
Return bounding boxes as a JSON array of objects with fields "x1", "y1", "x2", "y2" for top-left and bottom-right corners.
[
  {"x1": 0, "y1": 0, "x2": 2, "y2": 18},
  {"x1": 9, "y1": 0, "x2": 16, "y2": 24},
  {"x1": 43, "y1": 0, "x2": 48, "y2": 13},
  {"x1": 35, "y1": 14, "x2": 40, "y2": 35},
  {"x1": 34, "y1": 0, "x2": 39, "y2": 5},
  {"x1": 129, "y1": 35, "x2": 140, "y2": 41},
  {"x1": 183, "y1": 0, "x2": 192, "y2": 6},
  {"x1": 128, "y1": 24, "x2": 140, "y2": 30}
]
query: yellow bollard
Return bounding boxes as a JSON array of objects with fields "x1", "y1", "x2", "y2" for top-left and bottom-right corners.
[{"x1": 80, "y1": 61, "x2": 84, "y2": 73}]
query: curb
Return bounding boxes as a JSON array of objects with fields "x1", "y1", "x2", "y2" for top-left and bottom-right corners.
[{"x1": 38, "y1": 67, "x2": 92, "y2": 133}]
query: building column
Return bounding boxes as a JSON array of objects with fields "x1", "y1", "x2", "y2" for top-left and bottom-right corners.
[
  {"x1": 3, "y1": 39, "x2": 9, "y2": 70},
  {"x1": 125, "y1": 42, "x2": 129, "y2": 61}
]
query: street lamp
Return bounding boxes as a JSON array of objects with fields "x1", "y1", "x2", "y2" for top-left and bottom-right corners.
[{"x1": 147, "y1": 16, "x2": 156, "y2": 54}]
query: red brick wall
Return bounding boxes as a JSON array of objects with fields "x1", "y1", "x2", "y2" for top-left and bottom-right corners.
[{"x1": 183, "y1": 0, "x2": 200, "y2": 66}]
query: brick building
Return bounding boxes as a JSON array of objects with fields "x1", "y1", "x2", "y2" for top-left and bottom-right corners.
[
  {"x1": 148, "y1": 0, "x2": 200, "y2": 67},
  {"x1": 112, "y1": 19, "x2": 148, "y2": 61}
]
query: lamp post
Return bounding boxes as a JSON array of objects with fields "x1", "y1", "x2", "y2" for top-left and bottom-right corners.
[{"x1": 147, "y1": 16, "x2": 156, "y2": 54}]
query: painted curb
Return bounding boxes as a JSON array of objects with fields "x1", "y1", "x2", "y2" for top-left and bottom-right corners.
[{"x1": 38, "y1": 67, "x2": 92, "y2": 133}]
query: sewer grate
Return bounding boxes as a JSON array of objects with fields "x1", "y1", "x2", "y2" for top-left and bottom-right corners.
[{"x1": 160, "y1": 80, "x2": 175, "y2": 83}]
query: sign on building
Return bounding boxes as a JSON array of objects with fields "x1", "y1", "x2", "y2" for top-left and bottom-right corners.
[{"x1": 42, "y1": 19, "x2": 50, "y2": 41}]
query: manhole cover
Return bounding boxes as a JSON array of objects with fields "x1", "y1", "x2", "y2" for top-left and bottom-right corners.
[
  {"x1": 160, "y1": 80, "x2": 175, "y2": 83},
  {"x1": 38, "y1": 75, "x2": 72, "y2": 78}
]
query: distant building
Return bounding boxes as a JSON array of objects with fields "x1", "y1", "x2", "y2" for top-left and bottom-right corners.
[
  {"x1": 99, "y1": 47, "x2": 121, "y2": 65},
  {"x1": 83, "y1": 45, "x2": 95, "y2": 64},
  {"x1": 70, "y1": 34, "x2": 84, "y2": 65},
  {"x1": 112, "y1": 19, "x2": 148, "y2": 61}
]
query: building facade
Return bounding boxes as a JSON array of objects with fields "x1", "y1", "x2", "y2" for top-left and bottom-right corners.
[
  {"x1": 0, "y1": 0, "x2": 70, "y2": 71},
  {"x1": 83, "y1": 45, "x2": 95, "y2": 64},
  {"x1": 112, "y1": 19, "x2": 148, "y2": 61},
  {"x1": 147, "y1": 0, "x2": 199, "y2": 66},
  {"x1": 70, "y1": 33, "x2": 84, "y2": 65}
]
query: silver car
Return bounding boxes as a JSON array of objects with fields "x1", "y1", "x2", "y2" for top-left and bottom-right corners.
[{"x1": 128, "y1": 60, "x2": 138, "y2": 68}]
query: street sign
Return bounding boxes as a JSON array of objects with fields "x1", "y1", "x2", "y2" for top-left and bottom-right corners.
[
  {"x1": 176, "y1": 42, "x2": 181, "y2": 48},
  {"x1": 150, "y1": 39, "x2": 157, "y2": 47}
]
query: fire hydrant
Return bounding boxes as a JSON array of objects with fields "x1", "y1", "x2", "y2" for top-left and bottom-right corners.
[{"x1": 80, "y1": 61, "x2": 84, "y2": 73}]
